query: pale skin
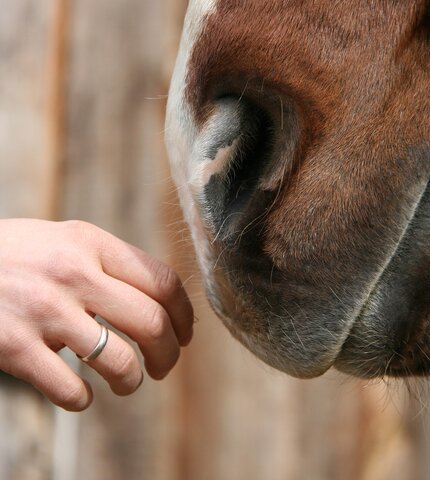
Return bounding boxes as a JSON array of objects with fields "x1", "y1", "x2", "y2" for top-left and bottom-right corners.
[{"x1": 0, "y1": 218, "x2": 194, "y2": 412}]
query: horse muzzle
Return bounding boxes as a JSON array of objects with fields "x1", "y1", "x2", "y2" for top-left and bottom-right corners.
[{"x1": 166, "y1": 91, "x2": 430, "y2": 380}]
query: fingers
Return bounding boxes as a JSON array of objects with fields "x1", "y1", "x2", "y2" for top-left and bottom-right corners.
[
  {"x1": 96, "y1": 233, "x2": 194, "y2": 346},
  {"x1": 60, "y1": 222, "x2": 193, "y2": 378},
  {"x1": 0, "y1": 219, "x2": 192, "y2": 411},
  {"x1": 9, "y1": 342, "x2": 93, "y2": 412},
  {"x1": 84, "y1": 274, "x2": 181, "y2": 380},
  {"x1": 9, "y1": 310, "x2": 144, "y2": 408},
  {"x1": 58, "y1": 311, "x2": 144, "y2": 395}
]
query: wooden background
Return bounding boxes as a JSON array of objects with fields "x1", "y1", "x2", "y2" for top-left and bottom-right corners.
[{"x1": 1, "y1": 1, "x2": 430, "y2": 479}]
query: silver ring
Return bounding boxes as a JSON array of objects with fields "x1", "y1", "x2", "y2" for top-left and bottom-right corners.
[{"x1": 78, "y1": 325, "x2": 109, "y2": 363}]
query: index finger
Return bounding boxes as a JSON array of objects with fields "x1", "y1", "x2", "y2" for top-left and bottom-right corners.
[{"x1": 96, "y1": 232, "x2": 194, "y2": 346}]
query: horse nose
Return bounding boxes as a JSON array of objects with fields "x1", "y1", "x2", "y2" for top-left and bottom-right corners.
[{"x1": 190, "y1": 97, "x2": 276, "y2": 245}]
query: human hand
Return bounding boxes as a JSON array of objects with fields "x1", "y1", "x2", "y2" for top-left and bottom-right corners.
[{"x1": 0, "y1": 219, "x2": 193, "y2": 411}]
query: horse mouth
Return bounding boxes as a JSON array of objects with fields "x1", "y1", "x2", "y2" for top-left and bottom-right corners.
[
  {"x1": 199, "y1": 177, "x2": 429, "y2": 380},
  {"x1": 335, "y1": 180, "x2": 430, "y2": 378}
]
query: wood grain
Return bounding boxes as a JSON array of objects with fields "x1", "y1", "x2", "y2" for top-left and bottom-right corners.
[{"x1": 1, "y1": 1, "x2": 430, "y2": 479}]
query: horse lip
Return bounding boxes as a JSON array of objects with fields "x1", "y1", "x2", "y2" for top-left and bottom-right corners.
[{"x1": 335, "y1": 180, "x2": 430, "y2": 376}]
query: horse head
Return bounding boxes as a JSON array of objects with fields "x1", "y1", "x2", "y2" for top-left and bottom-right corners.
[{"x1": 166, "y1": 0, "x2": 430, "y2": 379}]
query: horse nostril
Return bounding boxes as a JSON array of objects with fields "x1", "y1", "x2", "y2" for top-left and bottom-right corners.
[{"x1": 197, "y1": 96, "x2": 276, "y2": 245}]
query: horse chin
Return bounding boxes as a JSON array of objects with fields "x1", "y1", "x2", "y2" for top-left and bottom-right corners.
[
  {"x1": 203, "y1": 250, "x2": 430, "y2": 380},
  {"x1": 199, "y1": 248, "x2": 342, "y2": 379},
  {"x1": 201, "y1": 277, "x2": 318, "y2": 379}
]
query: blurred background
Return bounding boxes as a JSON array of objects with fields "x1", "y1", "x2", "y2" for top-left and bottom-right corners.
[{"x1": 1, "y1": 1, "x2": 430, "y2": 479}]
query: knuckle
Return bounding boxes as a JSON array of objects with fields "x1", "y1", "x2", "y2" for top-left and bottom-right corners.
[
  {"x1": 146, "y1": 305, "x2": 170, "y2": 342},
  {"x1": 63, "y1": 219, "x2": 92, "y2": 238},
  {"x1": 152, "y1": 262, "x2": 181, "y2": 300},
  {"x1": 113, "y1": 345, "x2": 137, "y2": 381},
  {"x1": 63, "y1": 220, "x2": 102, "y2": 251},
  {"x1": 42, "y1": 249, "x2": 93, "y2": 288}
]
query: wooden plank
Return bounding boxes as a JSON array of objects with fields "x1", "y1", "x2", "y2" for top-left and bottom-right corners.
[
  {"x1": 0, "y1": 0, "x2": 62, "y2": 219},
  {"x1": 0, "y1": 379, "x2": 52, "y2": 480},
  {"x1": 45, "y1": 0, "x2": 69, "y2": 220},
  {"x1": 0, "y1": 0, "x2": 70, "y2": 480},
  {"x1": 0, "y1": 0, "x2": 65, "y2": 477},
  {"x1": 1, "y1": 1, "x2": 430, "y2": 479},
  {"x1": 61, "y1": 1, "x2": 188, "y2": 478}
]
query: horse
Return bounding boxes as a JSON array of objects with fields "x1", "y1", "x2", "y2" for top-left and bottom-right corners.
[{"x1": 165, "y1": 0, "x2": 430, "y2": 379}]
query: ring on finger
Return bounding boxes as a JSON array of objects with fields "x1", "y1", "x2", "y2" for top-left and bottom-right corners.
[{"x1": 78, "y1": 324, "x2": 109, "y2": 363}]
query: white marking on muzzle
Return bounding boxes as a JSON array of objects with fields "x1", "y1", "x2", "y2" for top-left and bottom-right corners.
[
  {"x1": 165, "y1": 0, "x2": 217, "y2": 280},
  {"x1": 190, "y1": 139, "x2": 240, "y2": 195}
]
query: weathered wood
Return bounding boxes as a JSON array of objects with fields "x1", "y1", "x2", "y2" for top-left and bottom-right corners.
[
  {"x1": 0, "y1": 379, "x2": 52, "y2": 480},
  {"x1": 0, "y1": 0, "x2": 63, "y2": 476},
  {"x1": 0, "y1": 0, "x2": 61, "y2": 219},
  {"x1": 61, "y1": 1, "x2": 189, "y2": 478},
  {"x1": 2, "y1": 1, "x2": 430, "y2": 479}
]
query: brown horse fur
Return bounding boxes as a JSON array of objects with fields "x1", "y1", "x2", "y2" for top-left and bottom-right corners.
[{"x1": 166, "y1": 0, "x2": 430, "y2": 378}]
